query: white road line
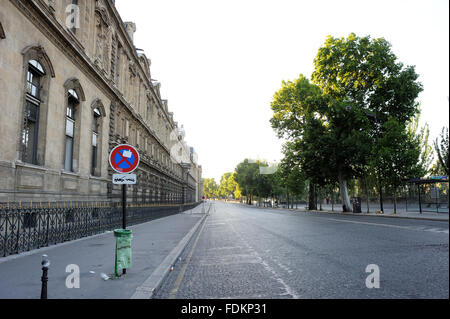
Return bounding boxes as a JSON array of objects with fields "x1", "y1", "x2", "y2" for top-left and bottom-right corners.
[{"x1": 227, "y1": 219, "x2": 300, "y2": 299}]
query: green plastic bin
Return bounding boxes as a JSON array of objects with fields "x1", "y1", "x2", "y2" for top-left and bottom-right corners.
[{"x1": 114, "y1": 229, "x2": 133, "y2": 277}]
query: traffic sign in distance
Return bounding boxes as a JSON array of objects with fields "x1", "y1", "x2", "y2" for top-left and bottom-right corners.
[{"x1": 109, "y1": 144, "x2": 140, "y2": 174}]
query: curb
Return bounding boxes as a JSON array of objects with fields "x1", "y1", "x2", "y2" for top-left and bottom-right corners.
[
  {"x1": 130, "y1": 204, "x2": 209, "y2": 299},
  {"x1": 305, "y1": 210, "x2": 449, "y2": 222},
  {"x1": 238, "y1": 203, "x2": 448, "y2": 222}
]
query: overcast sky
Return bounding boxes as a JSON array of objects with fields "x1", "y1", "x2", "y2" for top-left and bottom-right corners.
[{"x1": 116, "y1": 0, "x2": 449, "y2": 182}]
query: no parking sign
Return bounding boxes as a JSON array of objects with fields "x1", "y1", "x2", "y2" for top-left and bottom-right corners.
[
  {"x1": 109, "y1": 144, "x2": 140, "y2": 184},
  {"x1": 109, "y1": 144, "x2": 140, "y2": 174}
]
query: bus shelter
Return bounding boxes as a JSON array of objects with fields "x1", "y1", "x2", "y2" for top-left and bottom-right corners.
[{"x1": 406, "y1": 176, "x2": 449, "y2": 214}]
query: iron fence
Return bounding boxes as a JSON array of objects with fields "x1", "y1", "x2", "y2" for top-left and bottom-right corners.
[{"x1": 0, "y1": 201, "x2": 200, "y2": 258}]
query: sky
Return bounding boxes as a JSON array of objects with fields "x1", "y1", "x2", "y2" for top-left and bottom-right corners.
[{"x1": 116, "y1": 0, "x2": 449, "y2": 182}]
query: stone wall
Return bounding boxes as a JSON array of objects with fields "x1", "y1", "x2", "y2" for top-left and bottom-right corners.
[{"x1": 0, "y1": 0, "x2": 202, "y2": 203}]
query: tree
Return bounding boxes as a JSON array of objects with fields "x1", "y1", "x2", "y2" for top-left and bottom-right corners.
[
  {"x1": 372, "y1": 117, "x2": 425, "y2": 213},
  {"x1": 202, "y1": 178, "x2": 218, "y2": 199},
  {"x1": 218, "y1": 172, "x2": 241, "y2": 200},
  {"x1": 218, "y1": 172, "x2": 232, "y2": 199},
  {"x1": 280, "y1": 141, "x2": 313, "y2": 209},
  {"x1": 434, "y1": 127, "x2": 449, "y2": 176},
  {"x1": 235, "y1": 159, "x2": 260, "y2": 205},
  {"x1": 311, "y1": 33, "x2": 423, "y2": 211},
  {"x1": 271, "y1": 75, "x2": 328, "y2": 210},
  {"x1": 407, "y1": 105, "x2": 434, "y2": 176},
  {"x1": 271, "y1": 74, "x2": 371, "y2": 212}
]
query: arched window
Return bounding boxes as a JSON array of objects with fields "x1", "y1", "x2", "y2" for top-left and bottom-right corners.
[
  {"x1": 90, "y1": 99, "x2": 105, "y2": 177},
  {"x1": 63, "y1": 78, "x2": 85, "y2": 172},
  {"x1": 20, "y1": 45, "x2": 55, "y2": 166},
  {"x1": 91, "y1": 107, "x2": 101, "y2": 175},
  {"x1": 21, "y1": 60, "x2": 45, "y2": 164},
  {"x1": 64, "y1": 89, "x2": 79, "y2": 171}
]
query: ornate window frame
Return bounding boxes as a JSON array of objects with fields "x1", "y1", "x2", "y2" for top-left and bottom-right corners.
[
  {"x1": 18, "y1": 45, "x2": 55, "y2": 166},
  {"x1": 90, "y1": 98, "x2": 106, "y2": 177},
  {"x1": 63, "y1": 78, "x2": 86, "y2": 173}
]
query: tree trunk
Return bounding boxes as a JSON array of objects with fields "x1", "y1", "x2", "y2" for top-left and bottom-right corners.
[
  {"x1": 308, "y1": 182, "x2": 317, "y2": 210},
  {"x1": 338, "y1": 170, "x2": 352, "y2": 212},
  {"x1": 331, "y1": 190, "x2": 334, "y2": 211},
  {"x1": 394, "y1": 186, "x2": 397, "y2": 214},
  {"x1": 318, "y1": 187, "x2": 322, "y2": 211},
  {"x1": 365, "y1": 178, "x2": 370, "y2": 214},
  {"x1": 286, "y1": 189, "x2": 290, "y2": 209}
]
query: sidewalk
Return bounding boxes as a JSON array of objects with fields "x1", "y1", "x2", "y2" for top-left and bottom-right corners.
[
  {"x1": 0, "y1": 204, "x2": 208, "y2": 299},
  {"x1": 244, "y1": 203, "x2": 449, "y2": 221},
  {"x1": 303, "y1": 208, "x2": 449, "y2": 221}
]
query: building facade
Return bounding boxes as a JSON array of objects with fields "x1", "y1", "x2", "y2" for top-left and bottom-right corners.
[{"x1": 0, "y1": 0, "x2": 202, "y2": 203}]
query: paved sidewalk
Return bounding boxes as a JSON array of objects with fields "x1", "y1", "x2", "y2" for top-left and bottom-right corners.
[
  {"x1": 242, "y1": 203, "x2": 449, "y2": 221},
  {"x1": 0, "y1": 204, "x2": 207, "y2": 299},
  {"x1": 303, "y1": 208, "x2": 449, "y2": 221}
]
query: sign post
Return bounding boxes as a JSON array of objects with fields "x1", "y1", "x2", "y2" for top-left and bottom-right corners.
[{"x1": 109, "y1": 144, "x2": 140, "y2": 276}]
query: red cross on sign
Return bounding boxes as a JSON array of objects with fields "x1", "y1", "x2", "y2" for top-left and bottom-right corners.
[{"x1": 109, "y1": 144, "x2": 140, "y2": 174}]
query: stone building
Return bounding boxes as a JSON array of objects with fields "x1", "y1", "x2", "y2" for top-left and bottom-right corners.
[{"x1": 0, "y1": 0, "x2": 202, "y2": 204}]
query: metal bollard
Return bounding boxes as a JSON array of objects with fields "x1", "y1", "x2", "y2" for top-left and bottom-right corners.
[{"x1": 40, "y1": 254, "x2": 50, "y2": 299}]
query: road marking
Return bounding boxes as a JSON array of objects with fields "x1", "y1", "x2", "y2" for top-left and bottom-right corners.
[
  {"x1": 322, "y1": 217, "x2": 449, "y2": 234},
  {"x1": 227, "y1": 220, "x2": 300, "y2": 299},
  {"x1": 168, "y1": 214, "x2": 208, "y2": 299}
]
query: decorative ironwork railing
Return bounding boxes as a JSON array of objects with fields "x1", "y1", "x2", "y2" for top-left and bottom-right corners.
[{"x1": 0, "y1": 201, "x2": 200, "y2": 257}]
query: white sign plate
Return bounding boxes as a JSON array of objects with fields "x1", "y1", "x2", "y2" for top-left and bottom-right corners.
[{"x1": 113, "y1": 174, "x2": 137, "y2": 185}]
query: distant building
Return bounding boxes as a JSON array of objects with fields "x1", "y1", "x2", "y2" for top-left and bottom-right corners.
[{"x1": 0, "y1": 0, "x2": 201, "y2": 203}]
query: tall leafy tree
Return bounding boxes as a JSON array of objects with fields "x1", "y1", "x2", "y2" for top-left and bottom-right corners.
[
  {"x1": 372, "y1": 117, "x2": 425, "y2": 213},
  {"x1": 311, "y1": 33, "x2": 423, "y2": 211},
  {"x1": 202, "y1": 178, "x2": 218, "y2": 199},
  {"x1": 407, "y1": 106, "x2": 434, "y2": 176},
  {"x1": 218, "y1": 172, "x2": 241, "y2": 200},
  {"x1": 434, "y1": 127, "x2": 449, "y2": 176},
  {"x1": 271, "y1": 74, "x2": 371, "y2": 211},
  {"x1": 235, "y1": 159, "x2": 260, "y2": 205},
  {"x1": 271, "y1": 75, "x2": 327, "y2": 210}
]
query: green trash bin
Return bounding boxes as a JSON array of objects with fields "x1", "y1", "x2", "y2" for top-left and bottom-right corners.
[{"x1": 114, "y1": 229, "x2": 133, "y2": 277}]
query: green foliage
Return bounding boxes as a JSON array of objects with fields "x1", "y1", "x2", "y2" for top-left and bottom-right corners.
[
  {"x1": 218, "y1": 172, "x2": 241, "y2": 199},
  {"x1": 312, "y1": 33, "x2": 423, "y2": 126},
  {"x1": 234, "y1": 159, "x2": 283, "y2": 204},
  {"x1": 235, "y1": 159, "x2": 260, "y2": 199},
  {"x1": 406, "y1": 107, "x2": 434, "y2": 177},
  {"x1": 270, "y1": 33, "x2": 424, "y2": 212},
  {"x1": 372, "y1": 117, "x2": 425, "y2": 188},
  {"x1": 202, "y1": 178, "x2": 219, "y2": 199},
  {"x1": 434, "y1": 127, "x2": 449, "y2": 176}
]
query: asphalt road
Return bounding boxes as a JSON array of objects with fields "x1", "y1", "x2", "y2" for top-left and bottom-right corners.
[{"x1": 154, "y1": 201, "x2": 449, "y2": 299}]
